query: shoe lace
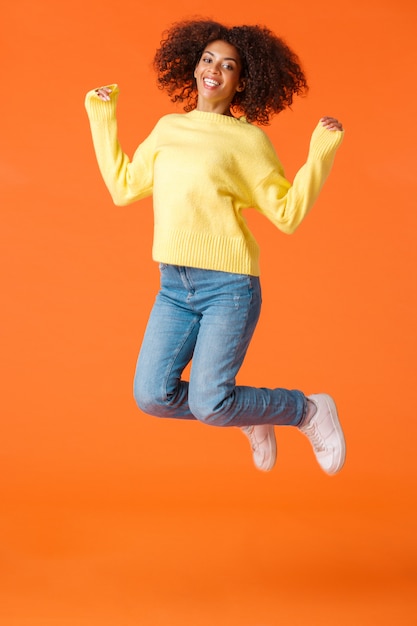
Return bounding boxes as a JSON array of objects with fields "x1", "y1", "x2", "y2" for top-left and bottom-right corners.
[
  {"x1": 302, "y1": 422, "x2": 326, "y2": 453},
  {"x1": 241, "y1": 426, "x2": 258, "y2": 451}
]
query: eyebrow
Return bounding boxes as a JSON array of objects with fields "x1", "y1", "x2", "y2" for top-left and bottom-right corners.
[{"x1": 203, "y1": 50, "x2": 238, "y2": 63}]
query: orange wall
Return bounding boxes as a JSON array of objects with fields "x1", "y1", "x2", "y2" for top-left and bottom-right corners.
[{"x1": 1, "y1": 0, "x2": 417, "y2": 624}]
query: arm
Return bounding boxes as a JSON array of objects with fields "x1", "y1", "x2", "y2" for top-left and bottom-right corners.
[
  {"x1": 253, "y1": 117, "x2": 344, "y2": 234},
  {"x1": 85, "y1": 85, "x2": 154, "y2": 206}
]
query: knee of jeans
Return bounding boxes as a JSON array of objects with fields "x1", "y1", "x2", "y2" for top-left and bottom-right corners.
[
  {"x1": 189, "y1": 397, "x2": 229, "y2": 427},
  {"x1": 133, "y1": 382, "x2": 170, "y2": 418}
]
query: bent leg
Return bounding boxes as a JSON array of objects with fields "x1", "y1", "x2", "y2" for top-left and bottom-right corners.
[
  {"x1": 133, "y1": 291, "x2": 200, "y2": 420},
  {"x1": 188, "y1": 272, "x2": 305, "y2": 427}
]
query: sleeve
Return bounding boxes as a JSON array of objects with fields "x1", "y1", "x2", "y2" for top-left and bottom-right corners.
[
  {"x1": 251, "y1": 122, "x2": 344, "y2": 234},
  {"x1": 85, "y1": 85, "x2": 157, "y2": 206}
]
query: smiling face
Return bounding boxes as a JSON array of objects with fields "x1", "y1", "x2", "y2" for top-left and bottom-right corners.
[{"x1": 193, "y1": 39, "x2": 246, "y2": 115}]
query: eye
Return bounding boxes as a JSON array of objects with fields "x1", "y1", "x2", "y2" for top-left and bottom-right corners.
[{"x1": 203, "y1": 57, "x2": 212, "y2": 64}]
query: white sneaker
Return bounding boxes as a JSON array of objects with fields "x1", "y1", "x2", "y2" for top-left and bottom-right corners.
[
  {"x1": 241, "y1": 424, "x2": 277, "y2": 472},
  {"x1": 299, "y1": 394, "x2": 346, "y2": 475}
]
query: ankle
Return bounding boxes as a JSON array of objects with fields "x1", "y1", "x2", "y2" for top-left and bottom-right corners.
[{"x1": 300, "y1": 398, "x2": 317, "y2": 426}]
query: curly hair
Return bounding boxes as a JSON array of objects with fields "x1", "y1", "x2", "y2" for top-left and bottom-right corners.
[{"x1": 153, "y1": 18, "x2": 308, "y2": 125}]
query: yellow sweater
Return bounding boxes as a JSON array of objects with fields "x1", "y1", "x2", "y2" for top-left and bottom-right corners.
[{"x1": 85, "y1": 85, "x2": 344, "y2": 276}]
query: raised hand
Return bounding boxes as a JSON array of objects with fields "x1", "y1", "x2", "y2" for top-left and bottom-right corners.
[
  {"x1": 320, "y1": 116, "x2": 344, "y2": 131},
  {"x1": 94, "y1": 86, "x2": 112, "y2": 102}
]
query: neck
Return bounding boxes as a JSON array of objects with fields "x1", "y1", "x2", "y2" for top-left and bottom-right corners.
[{"x1": 196, "y1": 100, "x2": 233, "y2": 116}]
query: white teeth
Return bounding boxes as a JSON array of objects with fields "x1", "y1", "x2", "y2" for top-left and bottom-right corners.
[{"x1": 204, "y1": 78, "x2": 220, "y2": 86}]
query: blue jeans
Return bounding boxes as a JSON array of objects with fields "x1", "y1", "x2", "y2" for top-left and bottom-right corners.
[{"x1": 133, "y1": 265, "x2": 306, "y2": 427}]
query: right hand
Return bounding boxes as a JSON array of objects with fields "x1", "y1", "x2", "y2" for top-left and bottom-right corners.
[
  {"x1": 94, "y1": 86, "x2": 112, "y2": 101},
  {"x1": 320, "y1": 116, "x2": 344, "y2": 132}
]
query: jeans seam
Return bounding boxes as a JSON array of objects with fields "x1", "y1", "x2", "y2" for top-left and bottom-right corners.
[{"x1": 162, "y1": 316, "x2": 200, "y2": 403}]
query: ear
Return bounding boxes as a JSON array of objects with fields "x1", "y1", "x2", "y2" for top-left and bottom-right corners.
[{"x1": 236, "y1": 79, "x2": 246, "y2": 92}]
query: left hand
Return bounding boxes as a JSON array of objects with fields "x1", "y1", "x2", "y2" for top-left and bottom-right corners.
[{"x1": 320, "y1": 116, "x2": 344, "y2": 131}]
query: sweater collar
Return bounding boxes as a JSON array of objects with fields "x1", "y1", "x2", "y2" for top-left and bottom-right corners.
[{"x1": 187, "y1": 109, "x2": 247, "y2": 125}]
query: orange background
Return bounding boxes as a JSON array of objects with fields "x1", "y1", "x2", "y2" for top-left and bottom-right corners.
[{"x1": 1, "y1": 0, "x2": 417, "y2": 624}]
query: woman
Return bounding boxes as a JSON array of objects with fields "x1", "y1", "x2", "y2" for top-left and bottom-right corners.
[{"x1": 85, "y1": 19, "x2": 346, "y2": 474}]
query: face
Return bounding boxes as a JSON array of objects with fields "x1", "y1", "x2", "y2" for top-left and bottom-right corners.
[{"x1": 194, "y1": 40, "x2": 245, "y2": 115}]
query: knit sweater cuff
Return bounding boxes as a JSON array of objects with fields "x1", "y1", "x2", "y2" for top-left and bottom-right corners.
[
  {"x1": 84, "y1": 84, "x2": 119, "y2": 121},
  {"x1": 309, "y1": 121, "x2": 344, "y2": 160}
]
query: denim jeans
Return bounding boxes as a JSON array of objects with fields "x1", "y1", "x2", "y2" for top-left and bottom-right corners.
[{"x1": 133, "y1": 264, "x2": 306, "y2": 427}]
